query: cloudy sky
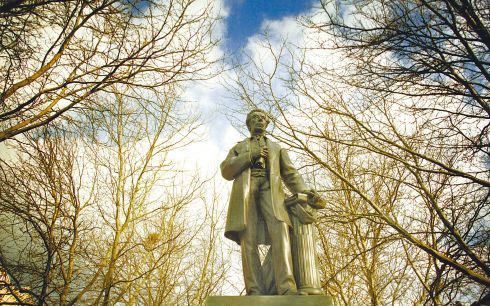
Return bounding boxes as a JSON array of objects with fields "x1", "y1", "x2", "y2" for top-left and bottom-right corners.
[
  {"x1": 0, "y1": 0, "x2": 318, "y2": 176},
  {"x1": 225, "y1": 0, "x2": 311, "y2": 51},
  {"x1": 176, "y1": 0, "x2": 316, "y2": 177}
]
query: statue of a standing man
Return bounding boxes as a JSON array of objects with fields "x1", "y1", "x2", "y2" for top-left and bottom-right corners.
[{"x1": 220, "y1": 109, "x2": 312, "y2": 295}]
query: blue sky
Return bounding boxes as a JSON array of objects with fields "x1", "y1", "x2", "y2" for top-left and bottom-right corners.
[{"x1": 225, "y1": 0, "x2": 312, "y2": 51}]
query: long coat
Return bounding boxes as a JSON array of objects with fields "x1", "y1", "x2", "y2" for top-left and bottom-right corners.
[{"x1": 220, "y1": 137, "x2": 307, "y2": 245}]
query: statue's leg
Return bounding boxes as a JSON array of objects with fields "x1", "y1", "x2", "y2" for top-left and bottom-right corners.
[
  {"x1": 240, "y1": 178, "x2": 265, "y2": 295},
  {"x1": 261, "y1": 247, "x2": 277, "y2": 294},
  {"x1": 258, "y1": 181, "x2": 297, "y2": 295}
]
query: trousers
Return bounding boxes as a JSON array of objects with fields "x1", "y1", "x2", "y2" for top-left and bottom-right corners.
[{"x1": 240, "y1": 174, "x2": 297, "y2": 295}]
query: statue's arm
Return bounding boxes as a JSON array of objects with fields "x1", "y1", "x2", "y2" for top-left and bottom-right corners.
[
  {"x1": 279, "y1": 148, "x2": 308, "y2": 194},
  {"x1": 220, "y1": 145, "x2": 251, "y2": 181}
]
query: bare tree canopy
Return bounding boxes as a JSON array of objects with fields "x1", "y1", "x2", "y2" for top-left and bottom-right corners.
[
  {"x1": 311, "y1": 0, "x2": 490, "y2": 154},
  {"x1": 227, "y1": 0, "x2": 490, "y2": 303},
  {"x1": 0, "y1": 1, "x2": 229, "y2": 305},
  {"x1": 0, "y1": 0, "x2": 219, "y2": 142}
]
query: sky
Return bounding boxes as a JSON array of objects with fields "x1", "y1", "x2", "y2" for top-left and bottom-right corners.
[
  {"x1": 224, "y1": 0, "x2": 312, "y2": 51},
  {"x1": 177, "y1": 0, "x2": 317, "y2": 177},
  {"x1": 0, "y1": 0, "x2": 317, "y2": 177},
  {"x1": 1, "y1": 1, "x2": 487, "y2": 301}
]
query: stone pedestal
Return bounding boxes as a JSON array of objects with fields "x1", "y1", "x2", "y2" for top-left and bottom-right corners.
[
  {"x1": 286, "y1": 193, "x2": 325, "y2": 295},
  {"x1": 291, "y1": 213, "x2": 323, "y2": 295},
  {"x1": 205, "y1": 296, "x2": 333, "y2": 306}
]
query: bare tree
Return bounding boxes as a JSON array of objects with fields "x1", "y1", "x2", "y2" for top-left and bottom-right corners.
[
  {"x1": 310, "y1": 143, "x2": 420, "y2": 305},
  {"x1": 0, "y1": 129, "x2": 96, "y2": 305},
  {"x1": 71, "y1": 85, "x2": 218, "y2": 305},
  {"x1": 178, "y1": 182, "x2": 231, "y2": 306},
  {"x1": 0, "y1": 0, "x2": 220, "y2": 142},
  {"x1": 0, "y1": 1, "x2": 228, "y2": 305},
  {"x1": 303, "y1": 1, "x2": 490, "y2": 302}
]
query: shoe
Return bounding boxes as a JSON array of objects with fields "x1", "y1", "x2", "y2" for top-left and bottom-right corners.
[{"x1": 298, "y1": 287, "x2": 324, "y2": 295}]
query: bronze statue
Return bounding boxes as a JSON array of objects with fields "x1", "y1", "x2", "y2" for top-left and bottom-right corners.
[{"x1": 220, "y1": 109, "x2": 324, "y2": 296}]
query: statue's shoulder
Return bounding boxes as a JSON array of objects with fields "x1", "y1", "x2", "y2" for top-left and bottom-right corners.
[{"x1": 235, "y1": 138, "x2": 248, "y2": 146}]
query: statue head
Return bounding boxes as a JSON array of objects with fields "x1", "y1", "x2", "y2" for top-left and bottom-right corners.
[{"x1": 246, "y1": 109, "x2": 270, "y2": 135}]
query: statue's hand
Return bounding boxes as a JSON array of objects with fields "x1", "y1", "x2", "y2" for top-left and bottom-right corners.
[
  {"x1": 250, "y1": 147, "x2": 268, "y2": 169},
  {"x1": 251, "y1": 147, "x2": 268, "y2": 161},
  {"x1": 303, "y1": 189, "x2": 318, "y2": 198},
  {"x1": 260, "y1": 147, "x2": 268, "y2": 159}
]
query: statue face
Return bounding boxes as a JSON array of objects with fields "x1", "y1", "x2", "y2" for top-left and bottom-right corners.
[{"x1": 249, "y1": 111, "x2": 269, "y2": 135}]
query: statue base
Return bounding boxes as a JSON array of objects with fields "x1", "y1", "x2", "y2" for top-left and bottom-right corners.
[{"x1": 205, "y1": 295, "x2": 333, "y2": 306}]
